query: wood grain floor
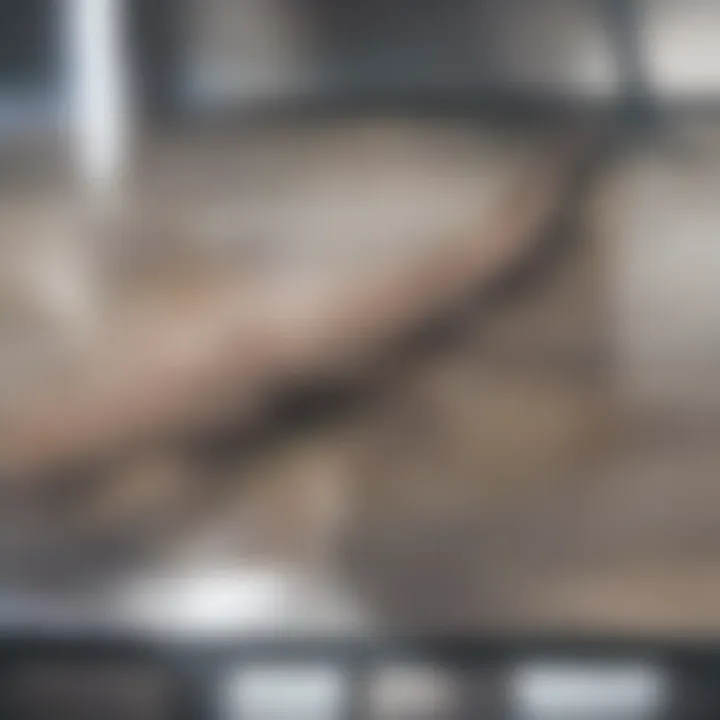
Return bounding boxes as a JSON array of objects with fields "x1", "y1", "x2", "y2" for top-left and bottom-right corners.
[{"x1": 3, "y1": 118, "x2": 720, "y2": 635}]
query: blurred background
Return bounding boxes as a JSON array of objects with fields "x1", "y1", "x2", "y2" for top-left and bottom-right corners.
[{"x1": 2, "y1": 0, "x2": 720, "y2": 714}]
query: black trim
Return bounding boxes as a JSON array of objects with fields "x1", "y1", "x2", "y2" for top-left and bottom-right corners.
[{"x1": 0, "y1": 635, "x2": 718, "y2": 718}]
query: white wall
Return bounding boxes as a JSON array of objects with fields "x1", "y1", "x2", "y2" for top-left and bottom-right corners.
[
  {"x1": 643, "y1": 0, "x2": 720, "y2": 97},
  {"x1": 498, "y1": 0, "x2": 720, "y2": 99}
]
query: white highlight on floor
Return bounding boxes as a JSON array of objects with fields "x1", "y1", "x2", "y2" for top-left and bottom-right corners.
[
  {"x1": 222, "y1": 664, "x2": 345, "y2": 720},
  {"x1": 115, "y1": 563, "x2": 368, "y2": 636},
  {"x1": 509, "y1": 660, "x2": 671, "y2": 720}
]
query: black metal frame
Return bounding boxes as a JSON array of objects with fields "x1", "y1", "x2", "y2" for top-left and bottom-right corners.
[
  {"x1": 1, "y1": 634, "x2": 720, "y2": 718},
  {"x1": 0, "y1": 0, "x2": 661, "y2": 131},
  {"x1": 137, "y1": 0, "x2": 652, "y2": 123}
]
